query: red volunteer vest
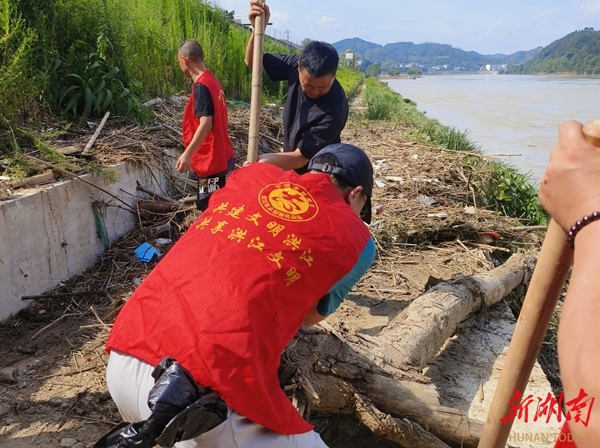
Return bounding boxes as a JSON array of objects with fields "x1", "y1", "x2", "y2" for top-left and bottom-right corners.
[
  {"x1": 182, "y1": 70, "x2": 234, "y2": 177},
  {"x1": 106, "y1": 164, "x2": 372, "y2": 434}
]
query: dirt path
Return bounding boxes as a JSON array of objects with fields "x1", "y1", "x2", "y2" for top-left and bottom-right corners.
[{"x1": 348, "y1": 82, "x2": 367, "y2": 113}]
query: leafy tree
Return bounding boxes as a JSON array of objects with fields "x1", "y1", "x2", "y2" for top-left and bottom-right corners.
[
  {"x1": 407, "y1": 68, "x2": 422, "y2": 78},
  {"x1": 365, "y1": 62, "x2": 381, "y2": 77}
]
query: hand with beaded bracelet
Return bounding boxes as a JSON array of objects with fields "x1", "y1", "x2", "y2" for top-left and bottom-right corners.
[{"x1": 539, "y1": 121, "x2": 600, "y2": 245}]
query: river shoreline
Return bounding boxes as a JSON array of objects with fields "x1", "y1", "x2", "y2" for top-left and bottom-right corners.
[{"x1": 383, "y1": 74, "x2": 600, "y2": 184}]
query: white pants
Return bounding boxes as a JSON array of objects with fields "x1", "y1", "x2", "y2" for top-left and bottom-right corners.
[{"x1": 106, "y1": 350, "x2": 328, "y2": 448}]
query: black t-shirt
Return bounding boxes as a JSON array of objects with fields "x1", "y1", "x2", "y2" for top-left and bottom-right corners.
[
  {"x1": 263, "y1": 53, "x2": 349, "y2": 172},
  {"x1": 193, "y1": 83, "x2": 214, "y2": 117}
]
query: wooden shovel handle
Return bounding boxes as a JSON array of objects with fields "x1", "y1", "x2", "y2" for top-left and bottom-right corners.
[
  {"x1": 247, "y1": 0, "x2": 266, "y2": 163},
  {"x1": 478, "y1": 121, "x2": 600, "y2": 448}
]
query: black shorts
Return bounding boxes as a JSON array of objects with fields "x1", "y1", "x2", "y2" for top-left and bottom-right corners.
[{"x1": 196, "y1": 159, "x2": 235, "y2": 211}]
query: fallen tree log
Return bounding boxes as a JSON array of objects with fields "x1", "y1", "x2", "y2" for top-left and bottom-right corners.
[
  {"x1": 282, "y1": 253, "x2": 535, "y2": 448},
  {"x1": 378, "y1": 253, "x2": 535, "y2": 369}
]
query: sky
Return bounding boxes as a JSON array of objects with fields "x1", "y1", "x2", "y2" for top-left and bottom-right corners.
[{"x1": 213, "y1": 0, "x2": 600, "y2": 55}]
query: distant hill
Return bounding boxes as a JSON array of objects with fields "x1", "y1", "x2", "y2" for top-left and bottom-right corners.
[
  {"x1": 333, "y1": 38, "x2": 382, "y2": 56},
  {"x1": 504, "y1": 47, "x2": 545, "y2": 65},
  {"x1": 333, "y1": 37, "x2": 542, "y2": 72},
  {"x1": 508, "y1": 28, "x2": 600, "y2": 75}
]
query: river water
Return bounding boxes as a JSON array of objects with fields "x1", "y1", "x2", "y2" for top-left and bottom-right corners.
[{"x1": 386, "y1": 75, "x2": 600, "y2": 185}]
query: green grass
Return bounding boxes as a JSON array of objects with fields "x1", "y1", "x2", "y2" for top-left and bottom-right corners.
[
  {"x1": 363, "y1": 78, "x2": 403, "y2": 120},
  {"x1": 336, "y1": 67, "x2": 364, "y2": 99},
  {"x1": 0, "y1": 0, "x2": 40, "y2": 120},
  {"x1": 1, "y1": 0, "x2": 291, "y2": 123}
]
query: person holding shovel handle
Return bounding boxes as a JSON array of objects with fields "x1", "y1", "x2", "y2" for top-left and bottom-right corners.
[
  {"x1": 245, "y1": 0, "x2": 349, "y2": 173},
  {"x1": 538, "y1": 120, "x2": 600, "y2": 448}
]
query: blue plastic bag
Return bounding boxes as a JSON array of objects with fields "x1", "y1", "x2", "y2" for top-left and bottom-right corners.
[{"x1": 134, "y1": 243, "x2": 161, "y2": 263}]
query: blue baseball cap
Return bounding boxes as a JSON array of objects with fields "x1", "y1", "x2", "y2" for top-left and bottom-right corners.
[{"x1": 307, "y1": 143, "x2": 374, "y2": 223}]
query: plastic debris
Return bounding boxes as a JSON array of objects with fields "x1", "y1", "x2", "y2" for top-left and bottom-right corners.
[
  {"x1": 385, "y1": 176, "x2": 404, "y2": 183},
  {"x1": 143, "y1": 98, "x2": 163, "y2": 107},
  {"x1": 372, "y1": 160, "x2": 386, "y2": 171},
  {"x1": 452, "y1": 222, "x2": 475, "y2": 230},
  {"x1": 427, "y1": 212, "x2": 448, "y2": 219},
  {"x1": 155, "y1": 238, "x2": 172, "y2": 247},
  {"x1": 417, "y1": 195, "x2": 437, "y2": 207},
  {"x1": 477, "y1": 231, "x2": 501, "y2": 244},
  {"x1": 134, "y1": 243, "x2": 161, "y2": 263},
  {"x1": 413, "y1": 177, "x2": 440, "y2": 184}
]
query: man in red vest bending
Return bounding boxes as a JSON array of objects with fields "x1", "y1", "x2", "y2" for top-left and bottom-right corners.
[
  {"x1": 176, "y1": 40, "x2": 235, "y2": 211},
  {"x1": 98, "y1": 144, "x2": 375, "y2": 448}
]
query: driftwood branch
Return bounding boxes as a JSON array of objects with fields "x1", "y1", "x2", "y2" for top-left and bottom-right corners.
[
  {"x1": 135, "y1": 181, "x2": 177, "y2": 203},
  {"x1": 354, "y1": 393, "x2": 451, "y2": 448},
  {"x1": 83, "y1": 111, "x2": 110, "y2": 154},
  {"x1": 136, "y1": 199, "x2": 182, "y2": 214},
  {"x1": 161, "y1": 122, "x2": 182, "y2": 136},
  {"x1": 10, "y1": 170, "x2": 55, "y2": 188}
]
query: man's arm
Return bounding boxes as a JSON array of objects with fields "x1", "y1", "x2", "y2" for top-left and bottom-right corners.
[
  {"x1": 303, "y1": 302, "x2": 326, "y2": 327},
  {"x1": 538, "y1": 121, "x2": 600, "y2": 447},
  {"x1": 303, "y1": 237, "x2": 376, "y2": 326},
  {"x1": 258, "y1": 149, "x2": 309, "y2": 170},
  {"x1": 176, "y1": 116, "x2": 213, "y2": 173},
  {"x1": 244, "y1": 0, "x2": 270, "y2": 69},
  {"x1": 557, "y1": 225, "x2": 600, "y2": 448}
]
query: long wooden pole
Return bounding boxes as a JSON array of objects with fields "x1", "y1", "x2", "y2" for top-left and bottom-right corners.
[
  {"x1": 478, "y1": 120, "x2": 600, "y2": 447},
  {"x1": 247, "y1": 1, "x2": 266, "y2": 163}
]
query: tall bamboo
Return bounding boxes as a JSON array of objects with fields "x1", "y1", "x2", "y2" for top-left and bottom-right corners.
[{"x1": 247, "y1": 0, "x2": 265, "y2": 163}]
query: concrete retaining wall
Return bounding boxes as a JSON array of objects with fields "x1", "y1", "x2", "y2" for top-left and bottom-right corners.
[{"x1": 0, "y1": 162, "x2": 169, "y2": 321}]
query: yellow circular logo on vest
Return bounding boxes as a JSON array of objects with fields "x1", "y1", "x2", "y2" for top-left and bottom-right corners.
[{"x1": 259, "y1": 182, "x2": 319, "y2": 222}]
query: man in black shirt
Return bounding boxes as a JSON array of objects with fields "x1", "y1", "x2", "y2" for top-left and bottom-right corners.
[{"x1": 245, "y1": 0, "x2": 349, "y2": 173}]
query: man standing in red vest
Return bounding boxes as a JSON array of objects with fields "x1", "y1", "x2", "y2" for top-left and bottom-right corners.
[
  {"x1": 176, "y1": 40, "x2": 235, "y2": 211},
  {"x1": 97, "y1": 144, "x2": 376, "y2": 447}
]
